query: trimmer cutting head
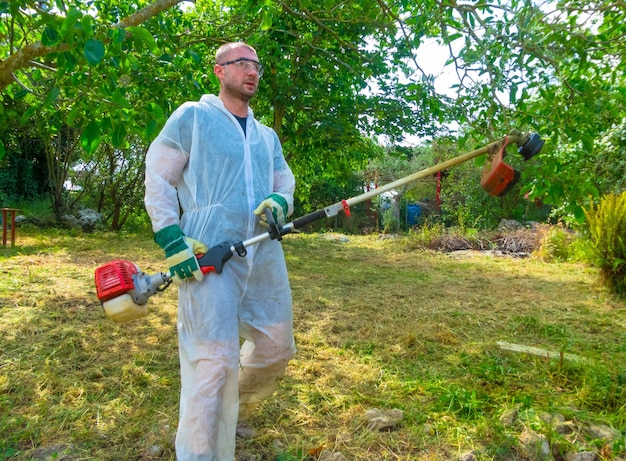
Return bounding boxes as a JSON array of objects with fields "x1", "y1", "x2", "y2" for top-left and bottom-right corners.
[
  {"x1": 518, "y1": 133, "x2": 544, "y2": 160},
  {"x1": 481, "y1": 140, "x2": 519, "y2": 197},
  {"x1": 481, "y1": 132, "x2": 544, "y2": 197}
]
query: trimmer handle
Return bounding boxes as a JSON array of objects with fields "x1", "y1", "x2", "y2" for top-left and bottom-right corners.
[
  {"x1": 196, "y1": 241, "x2": 234, "y2": 274},
  {"x1": 200, "y1": 265, "x2": 216, "y2": 275},
  {"x1": 194, "y1": 210, "x2": 283, "y2": 276}
]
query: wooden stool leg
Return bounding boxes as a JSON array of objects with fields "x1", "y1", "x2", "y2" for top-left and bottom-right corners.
[
  {"x1": 11, "y1": 210, "x2": 16, "y2": 246},
  {"x1": 1, "y1": 209, "x2": 18, "y2": 246},
  {"x1": 2, "y1": 209, "x2": 7, "y2": 246}
]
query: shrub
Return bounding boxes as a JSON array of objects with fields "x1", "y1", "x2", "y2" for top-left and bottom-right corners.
[
  {"x1": 405, "y1": 221, "x2": 445, "y2": 249},
  {"x1": 382, "y1": 207, "x2": 400, "y2": 234},
  {"x1": 535, "y1": 224, "x2": 576, "y2": 262},
  {"x1": 583, "y1": 192, "x2": 626, "y2": 297}
]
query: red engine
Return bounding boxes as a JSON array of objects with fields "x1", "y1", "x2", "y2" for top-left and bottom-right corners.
[
  {"x1": 95, "y1": 260, "x2": 140, "y2": 302},
  {"x1": 94, "y1": 260, "x2": 169, "y2": 322}
]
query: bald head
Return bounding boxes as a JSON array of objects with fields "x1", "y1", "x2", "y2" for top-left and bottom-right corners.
[{"x1": 215, "y1": 42, "x2": 258, "y2": 65}]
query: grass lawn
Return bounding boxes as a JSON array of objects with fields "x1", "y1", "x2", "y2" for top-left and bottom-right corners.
[{"x1": 1, "y1": 227, "x2": 625, "y2": 460}]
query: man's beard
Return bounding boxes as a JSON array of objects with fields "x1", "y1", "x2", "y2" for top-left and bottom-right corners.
[{"x1": 223, "y1": 79, "x2": 257, "y2": 102}]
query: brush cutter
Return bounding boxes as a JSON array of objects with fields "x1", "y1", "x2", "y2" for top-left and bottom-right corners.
[{"x1": 95, "y1": 129, "x2": 544, "y2": 322}]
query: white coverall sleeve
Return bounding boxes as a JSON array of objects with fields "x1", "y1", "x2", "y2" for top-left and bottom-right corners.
[
  {"x1": 271, "y1": 135, "x2": 296, "y2": 218},
  {"x1": 273, "y1": 167, "x2": 295, "y2": 218},
  {"x1": 144, "y1": 144, "x2": 189, "y2": 232}
]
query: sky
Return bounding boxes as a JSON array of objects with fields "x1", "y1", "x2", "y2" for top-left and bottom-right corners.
[
  {"x1": 414, "y1": 37, "x2": 463, "y2": 96},
  {"x1": 386, "y1": 37, "x2": 464, "y2": 147}
]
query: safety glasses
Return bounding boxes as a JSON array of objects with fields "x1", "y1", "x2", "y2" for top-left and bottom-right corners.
[{"x1": 218, "y1": 57, "x2": 264, "y2": 77}]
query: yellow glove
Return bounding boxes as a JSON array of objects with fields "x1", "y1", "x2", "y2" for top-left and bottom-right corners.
[
  {"x1": 253, "y1": 193, "x2": 289, "y2": 225},
  {"x1": 154, "y1": 225, "x2": 208, "y2": 285}
]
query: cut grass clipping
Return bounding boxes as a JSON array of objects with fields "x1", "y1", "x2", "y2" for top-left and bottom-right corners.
[{"x1": 1, "y1": 228, "x2": 625, "y2": 460}]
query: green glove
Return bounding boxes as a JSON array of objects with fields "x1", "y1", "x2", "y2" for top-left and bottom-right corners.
[
  {"x1": 154, "y1": 225, "x2": 208, "y2": 285},
  {"x1": 253, "y1": 193, "x2": 289, "y2": 225}
]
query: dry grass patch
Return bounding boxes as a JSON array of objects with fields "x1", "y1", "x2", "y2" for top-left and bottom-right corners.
[{"x1": 1, "y1": 228, "x2": 625, "y2": 460}]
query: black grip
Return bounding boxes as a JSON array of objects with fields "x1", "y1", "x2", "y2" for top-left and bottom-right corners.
[
  {"x1": 196, "y1": 241, "x2": 234, "y2": 274},
  {"x1": 291, "y1": 209, "x2": 327, "y2": 230}
]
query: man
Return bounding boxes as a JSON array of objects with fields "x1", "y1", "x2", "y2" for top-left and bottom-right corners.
[{"x1": 144, "y1": 42, "x2": 297, "y2": 460}]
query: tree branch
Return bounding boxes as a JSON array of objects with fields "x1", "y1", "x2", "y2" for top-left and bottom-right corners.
[
  {"x1": 375, "y1": 0, "x2": 428, "y2": 79},
  {"x1": 277, "y1": 0, "x2": 362, "y2": 56},
  {"x1": 116, "y1": 0, "x2": 190, "y2": 28},
  {"x1": 0, "y1": 42, "x2": 70, "y2": 91},
  {"x1": 1, "y1": 0, "x2": 190, "y2": 92}
]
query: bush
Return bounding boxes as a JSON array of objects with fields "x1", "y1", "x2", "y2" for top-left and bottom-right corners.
[
  {"x1": 583, "y1": 192, "x2": 626, "y2": 297},
  {"x1": 382, "y1": 208, "x2": 400, "y2": 234},
  {"x1": 406, "y1": 220, "x2": 446, "y2": 249},
  {"x1": 535, "y1": 224, "x2": 576, "y2": 262}
]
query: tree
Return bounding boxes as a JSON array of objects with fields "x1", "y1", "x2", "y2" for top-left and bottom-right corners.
[
  {"x1": 2, "y1": 0, "x2": 429, "y2": 219},
  {"x1": 120, "y1": 0, "x2": 440, "y2": 211},
  {"x1": 388, "y1": 0, "x2": 626, "y2": 222},
  {"x1": 0, "y1": 97, "x2": 47, "y2": 204},
  {"x1": 0, "y1": 0, "x2": 186, "y2": 92},
  {"x1": 2, "y1": 1, "x2": 625, "y2": 229},
  {"x1": 1, "y1": 0, "x2": 196, "y2": 222},
  {"x1": 85, "y1": 142, "x2": 147, "y2": 231}
]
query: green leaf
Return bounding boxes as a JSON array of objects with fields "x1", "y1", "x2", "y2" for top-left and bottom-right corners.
[
  {"x1": 473, "y1": 154, "x2": 487, "y2": 167},
  {"x1": 84, "y1": 39, "x2": 105, "y2": 66},
  {"x1": 61, "y1": 7, "x2": 82, "y2": 37},
  {"x1": 42, "y1": 87, "x2": 60, "y2": 107},
  {"x1": 261, "y1": 11, "x2": 273, "y2": 30},
  {"x1": 520, "y1": 183, "x2": 533, "y2": 196},
  {"x1": 110, "y1": 27, "x2": 127, "y2": 45},
  {"x1": 612, "y1": 258, "x2": 626, "y2": 271},
  {"x1": 42, "y1": 26, "x2": 61, "y2": 46},
  {"x1": 112, "y1": 90, "x2": 132, "y2": 109},
  {"x1": 0, "y1": 139, "x2": 5, "y2": 161},
  {"x1": 14, "y1": 89, "x2": 28, "y2": 100},
  {"x1": 127, "y1": 26, "x2": 158, "y2": 53},
  {"x1": 188, "y1": 50, "x2": 201, "y2": 64},
  {"x1": 126, "y1": 53, "x2": 140, "y2": 70},
  {"x1": 573, "y1": 205, "x2": 586, "y2": 224},
  {"x1": 81, "y1": 121, "x2": 101, "y2": 154},
  {"x1": 147, "y1": 102, "x2": 164, "y2": 121},
  {"x1": 67, "y1": 103, "x2": 81, "y2": 127},
  {"x1": 0, "y1": 447, "x2": 18, "y2": 458},
  {"x1": 208, "y1": 72, "x2": 219, "y2": 88},
  {"x1": 81, "y1": 15, "x2": 94, "y2": 36},
  {"x1": 509, "y1": 83, "x2": 517, "y2": 104},
  {"x1": 145, "y1": 119, "x2": 158, "y2": 139},
  {"x1": 20, "y1": 106, "x2": 38, "y2": 124},
  {"x1": 112, "y1": 123, "x2": 127, "y2": 148},
  {"x1": 582, "y1": 135, "x2": 594, "y2": 153},
  {"x1": 57, "y1": 50, "x2": 78, "y2": 72},
  {"x1": 100, "y1": 117, "x2": 112, "y2": 132}
]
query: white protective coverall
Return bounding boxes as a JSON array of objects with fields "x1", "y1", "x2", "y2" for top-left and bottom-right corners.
[{"x1": 144, "y1": 94, "x2": 297, "y2": 461}]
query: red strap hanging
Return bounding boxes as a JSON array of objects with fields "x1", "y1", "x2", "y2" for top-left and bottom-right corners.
[{"x1": 341, "y1": 199, "x2": 351, "y2": 217}]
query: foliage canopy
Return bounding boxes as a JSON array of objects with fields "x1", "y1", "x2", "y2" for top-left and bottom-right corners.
[{"x1": 1, "y1": 0, "x2": 625, "y2": 228}]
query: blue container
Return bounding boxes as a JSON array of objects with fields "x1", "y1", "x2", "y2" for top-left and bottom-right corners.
[{"x1": 406, "y1": 204, "x2": 422, "y2": 226}]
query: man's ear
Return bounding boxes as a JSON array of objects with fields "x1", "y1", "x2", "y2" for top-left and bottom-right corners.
[{"x1": 214, "y1": 64, "x2": 223, "y2": 79}]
